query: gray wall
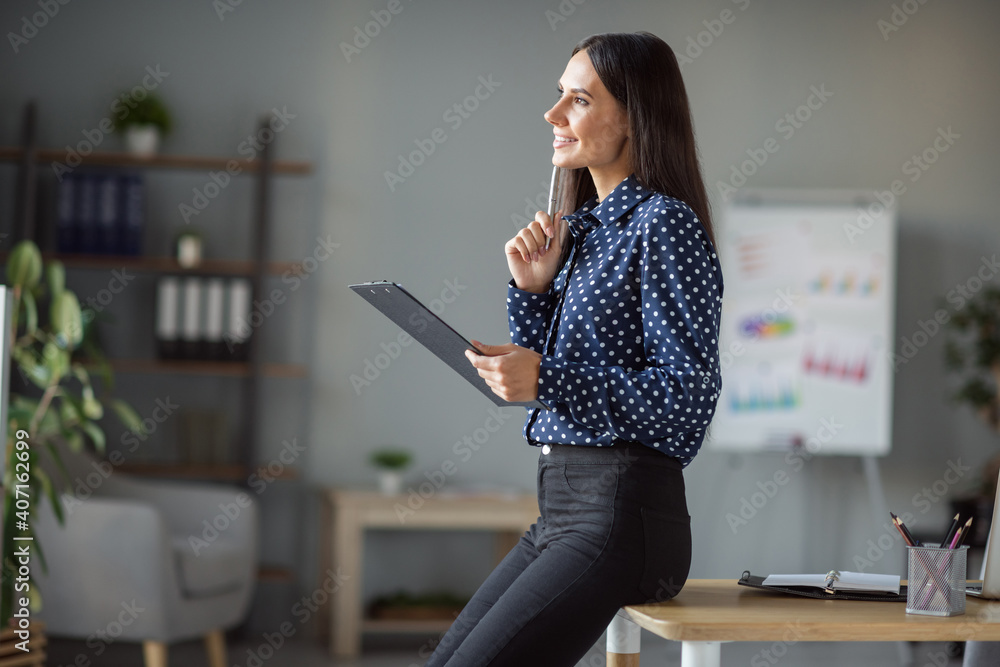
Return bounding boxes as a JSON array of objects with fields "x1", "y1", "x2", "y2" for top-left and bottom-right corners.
[{"x1": 2, "y1": 0, "x2": 999, "y2": 639}]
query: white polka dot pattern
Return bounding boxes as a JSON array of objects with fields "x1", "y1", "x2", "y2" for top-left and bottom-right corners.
[{"x1": 506, "y1": 173, "x2": 724, "y2": 467}]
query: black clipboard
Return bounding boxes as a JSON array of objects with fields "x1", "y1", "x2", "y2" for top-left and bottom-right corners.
[{"x1": 349, "y1": 281, "x2": 548, "y2": 410}]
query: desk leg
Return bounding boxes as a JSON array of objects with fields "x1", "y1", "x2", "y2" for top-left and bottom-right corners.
[
  {"x1": 331, "y1": 505, "x2": 363, "y2": 658},
  {"x1": 680, "y1": 641, "x2": 722, "y2": 667},
  {"x1": 606, "y1": 610, "x2": 640, "y2": 667}
]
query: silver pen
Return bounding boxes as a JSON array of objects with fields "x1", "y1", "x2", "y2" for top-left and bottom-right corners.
[{"x1": 546, "y1": 165, "x2": 562, "y2": 251}]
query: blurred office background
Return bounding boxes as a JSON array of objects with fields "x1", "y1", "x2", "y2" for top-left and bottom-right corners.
[{"x1": 1, "y1": 0, "x2": 998, "y2": 665}]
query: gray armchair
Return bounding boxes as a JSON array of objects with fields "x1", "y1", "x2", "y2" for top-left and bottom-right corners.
[{"x1": 34, "y1": 443, "x2": 258, "y2": 667}]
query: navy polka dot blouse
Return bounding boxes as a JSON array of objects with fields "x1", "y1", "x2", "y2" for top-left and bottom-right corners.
[{"x1": 507, "y1": 173, "x2": 724, "y2": 467}]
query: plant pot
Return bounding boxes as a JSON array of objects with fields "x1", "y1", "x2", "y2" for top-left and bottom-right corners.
[
  {"x1": 123, "y1": 125, "x2": 161, "y2": 157},
  {"x1": 377, "y1": 470, "x2": 403, "y2": 496}
]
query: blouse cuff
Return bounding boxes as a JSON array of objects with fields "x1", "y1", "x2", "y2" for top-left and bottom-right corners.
[
  {"x1": 537, "y1": 354, "x2": 571, "y2": 405},
  {"x1": 507, "y1": 279, "x2": 556, "y2": 307}
]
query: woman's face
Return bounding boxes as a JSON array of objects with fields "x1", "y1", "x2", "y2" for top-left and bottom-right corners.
[{"x1": 544, "y1": 49, "x2": 630, "y2": 177}]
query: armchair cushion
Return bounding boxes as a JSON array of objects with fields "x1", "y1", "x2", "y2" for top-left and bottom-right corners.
[{"x1": 171, "y1": 536, "x2": 246, "y2": 598}]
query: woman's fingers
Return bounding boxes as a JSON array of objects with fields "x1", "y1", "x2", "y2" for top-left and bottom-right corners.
[{"x1": 508, "y1": 236, "x2": 532, "y2": 263}]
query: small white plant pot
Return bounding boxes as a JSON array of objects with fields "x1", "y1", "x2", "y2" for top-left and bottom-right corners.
[
  {"x1": 124, "y1": 125, "x2": 161, "y2": 157},
  {"x1": 378, "y1": 470, "x2": 403, "y2": 496}
]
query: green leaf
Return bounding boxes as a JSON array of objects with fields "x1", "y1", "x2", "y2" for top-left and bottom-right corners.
[
  {"x1": 43, "y1": 341, "x2": 70, "y2": 384},
  {"x1": 50, "y1": 291, "x2": 84, "y2": 350},
  {"x1": 80, "y1": 422, "x2": 106, "y2": 453},
  {"x1": 110, "y1": 399, "x2": 144, "y2": 434},
  {"x1": 21, "y1": 289, "x2": 37, "y2": 337},
  {"x1": 43, "y1": 440, "x2": 71, "y2": 489},
  {"x1": 5, "y1": 240, "x2": 42, "y2": 290},
  {"x1": 14, "y1": 347, "x2": 50, "y2": 388},
  {"x1": 64, "y1": 429, "x2": 84, "y2": 453},
  {"x1": 46, "y1": 260, "x2": 65, "y2": 299},
  {"x1": 82, "y1": 392, "x2": 103, "y2": 421},
  {"x1": 35, "y1": 467, "x2": 64, "y2": 527}
]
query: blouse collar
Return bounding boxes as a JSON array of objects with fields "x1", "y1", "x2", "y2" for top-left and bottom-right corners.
[{"x1": 563, "y1": 173, "x2": 653, "y2": 236}]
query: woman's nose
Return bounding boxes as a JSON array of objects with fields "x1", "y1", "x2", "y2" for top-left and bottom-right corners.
[{"x1": 544, "y1": 102, "x2": 565, "y2": 126}]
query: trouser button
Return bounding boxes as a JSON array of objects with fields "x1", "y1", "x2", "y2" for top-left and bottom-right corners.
[{"x1": 541, "y1": 445, "x2": 551, "y2": 455}]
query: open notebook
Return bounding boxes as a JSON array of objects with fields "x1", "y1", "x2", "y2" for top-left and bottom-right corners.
[
  {"x1": 739, "y1": 570, "x2": 906, "y2": 602},
  {"x1": 763, "y1": 570, "x2": 900, "y2": 594}
]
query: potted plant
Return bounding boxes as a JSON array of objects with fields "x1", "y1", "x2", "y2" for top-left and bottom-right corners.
[
  {"x1": 368, "y1": 589, "x2": 469, "y2": 621},
  {"x1": 2, "y1": 240, "x2": 142, "y2": 628},
  {"x1": 943, "y1": 286, "x2": 1000, "y2": 545},
  {"x1": 370, "y1": 448, "x2": 412, "y2": 496},
  {"x1": 113, "y1": 92, "x2": 172, "y2": 157}
]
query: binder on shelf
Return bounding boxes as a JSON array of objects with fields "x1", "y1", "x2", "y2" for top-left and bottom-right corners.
[
  {"x1": 738, "y1": 570, "x2": 906, "y2": 602},
  {"x1": 75, "y1": 172, "x2": 98, "y2": 254},
  {"x1": 181, "y1": 277, "x2": 203, "y2": 360},
  {"x1": 156, "y1": 277, "x2": 181, "y2": 360},
  {"x1": 203, "y1": 278, "x2": 226, "y2": 360},
  {"x1": 226, "y1": 279, "x2": 252, "y2": 362},
  {"x1": 56, "y1": 172, "x2": 77, "y2": 253},
  {"x1": 119, "y1": 170, "x2": 144, "y2": 256},
  {"x1": 95, "y1": 171, "x2": 120, "y2": 255}
]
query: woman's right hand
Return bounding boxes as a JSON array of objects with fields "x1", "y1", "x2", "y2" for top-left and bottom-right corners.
[{"x1": 505, "y1": 210, "x2": 569, "y2": 293}]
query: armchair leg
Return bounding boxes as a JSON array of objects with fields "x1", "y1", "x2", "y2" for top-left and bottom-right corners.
[
  {"x1": 143, "y1": 640, "x2": 168, "y2": 667},
  {"x1": 205, "y1": 629, "x2": 227, "y2": 667}
]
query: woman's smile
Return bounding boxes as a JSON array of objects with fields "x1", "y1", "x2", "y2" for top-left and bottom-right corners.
[{"x1": 552, "y1": 134, "x2": 579, "y2": 149}]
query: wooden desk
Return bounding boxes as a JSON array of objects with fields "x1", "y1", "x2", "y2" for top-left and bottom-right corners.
[
  {"x1": 607, "y1": 579, "x2": 1000, "y2": 667},
  {"x1": 321, "y1": 488, "x2": 539, "y2": 658}
]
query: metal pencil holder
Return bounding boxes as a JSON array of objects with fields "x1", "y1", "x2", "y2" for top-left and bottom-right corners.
[{"x1": 906, "y1": 545, "x2": 968, "y2": 616}]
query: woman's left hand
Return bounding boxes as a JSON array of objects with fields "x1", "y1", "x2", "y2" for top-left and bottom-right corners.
[{"x1": 465, "y1": 340, "x2": 541, "y2": 402}]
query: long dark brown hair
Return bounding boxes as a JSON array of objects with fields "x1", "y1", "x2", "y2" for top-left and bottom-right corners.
[{"x1": 562, "y1": 31, "x2": 716, "y2": 250}]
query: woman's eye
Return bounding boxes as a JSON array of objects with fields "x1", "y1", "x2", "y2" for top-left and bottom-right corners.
[{"x1": 556, "y1": 89, "x2": 587, "y2": 105}]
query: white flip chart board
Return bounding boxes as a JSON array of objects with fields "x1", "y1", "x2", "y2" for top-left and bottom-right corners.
[{"x1": 704, "y1": 189, "x2": 897, "y2": 456}]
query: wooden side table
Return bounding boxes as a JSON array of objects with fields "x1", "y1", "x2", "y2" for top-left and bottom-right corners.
[{"x1": 320, "y1": 488, "x2": 539, "y2": 658}]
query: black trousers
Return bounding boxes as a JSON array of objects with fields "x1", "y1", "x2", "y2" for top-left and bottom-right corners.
[{"x1": 424, "y1": 440, "x2": 691, "y2": 666}]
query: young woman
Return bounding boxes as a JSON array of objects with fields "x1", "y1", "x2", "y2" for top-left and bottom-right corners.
[{"x1": 425, "y1": 31, "x2": 723, "y2": 666}]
